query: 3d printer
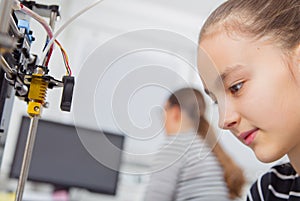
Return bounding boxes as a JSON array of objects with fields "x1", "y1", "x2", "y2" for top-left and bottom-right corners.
[{"x1": 0, "y1": 1, "x2": 75, "y2": 200}]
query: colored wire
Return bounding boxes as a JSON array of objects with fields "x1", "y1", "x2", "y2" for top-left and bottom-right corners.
[
  {"x1": 15, "y1": 1, "x2": 72, "y2": 75},
  {"x1": 19, "y1": 2, "x2": 54, "y2": 66},
  {"x1": 40, "y1": 0, "x2": 104, "y2": 65},
  {"x1": 55, "y1": 40, "x2": 72, "y2": 76}
]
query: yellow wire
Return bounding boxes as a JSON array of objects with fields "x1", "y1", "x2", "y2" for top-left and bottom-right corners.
[{"x1": 55, "y1": 40, "x2": 71, "y2": 75}]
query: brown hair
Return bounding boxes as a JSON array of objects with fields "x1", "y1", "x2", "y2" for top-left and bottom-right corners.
[
  {"x1": 199, "y1": 0, "x2": 300, "y2": 51},
  {"x1": 168, "y1": 88, "x2": 245, "y2": 199}
]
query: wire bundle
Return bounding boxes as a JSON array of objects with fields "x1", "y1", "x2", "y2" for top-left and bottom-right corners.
[
  {"x1": 13, "y1": 0, "x2": 104, "y2": 76},
  {"x1": 15, "y1": 0, "x2": 72, "y2": 75}
]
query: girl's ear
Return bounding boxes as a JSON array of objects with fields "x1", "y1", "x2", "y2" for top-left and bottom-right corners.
[{"x1": 172, "y1": 105, "x2": 182, "y2": 122}]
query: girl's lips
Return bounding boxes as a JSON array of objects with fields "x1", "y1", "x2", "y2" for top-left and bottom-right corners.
[{"x1": 239, "y1": 128, "x2": 259, "y2": 145}]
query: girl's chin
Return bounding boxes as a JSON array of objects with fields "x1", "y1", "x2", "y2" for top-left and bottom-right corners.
[{"x1": 253, "y1": 147, "x2": 285, "y2": 163}]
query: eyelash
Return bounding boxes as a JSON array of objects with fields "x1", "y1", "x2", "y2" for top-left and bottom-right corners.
[
  {"x1": 208, "y1": 81, "x2": 245, "y2": 105},
  {"x1": 229, "y1": 82, "x2": 244, "y2": 95}
]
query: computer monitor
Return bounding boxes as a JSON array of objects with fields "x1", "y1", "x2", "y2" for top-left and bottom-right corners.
[{"x1": 10, "y1": 116, "x2": 125, "y2": 195}]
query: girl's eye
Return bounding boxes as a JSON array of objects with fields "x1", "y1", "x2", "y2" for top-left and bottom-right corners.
[{"x1": 229, "y1": 82, "x2": 244, "y2": 95}]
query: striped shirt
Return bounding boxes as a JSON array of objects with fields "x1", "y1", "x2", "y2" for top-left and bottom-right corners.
[
  {"x1": 247, "y1": 163, "x2": 300, "y2": 201},
  {"x1": 144, "y1": 131, "x2": 230, "y2": 201}
]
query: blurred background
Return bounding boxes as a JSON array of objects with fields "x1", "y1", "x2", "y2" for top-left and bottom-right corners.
[{"x1": 0, "y1": 0, "x2": 287, "y2": 200}]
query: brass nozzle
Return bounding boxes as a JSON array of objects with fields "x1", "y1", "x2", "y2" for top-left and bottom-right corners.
[{"x1": 27, "y1": 74, "x2": 48, "y2": 117}]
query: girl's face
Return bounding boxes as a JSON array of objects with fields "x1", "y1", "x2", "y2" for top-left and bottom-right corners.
[
  {"x1": 198, "y1": 32, "x2": 300, "y2": 163},
  {"x1": 164, "y1": 102, "x2": 180, "y2": 135},
  {"x1": 164, "y1": 102, "x2": 173, "y2": 135}
]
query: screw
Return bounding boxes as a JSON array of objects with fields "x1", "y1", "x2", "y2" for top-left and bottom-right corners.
[
  {"x1": 34, "y1": 106, "x2": 39, "y2": 112},
  {"x1": 43, "y1": 102, "x2": 50, "y2": 108}
]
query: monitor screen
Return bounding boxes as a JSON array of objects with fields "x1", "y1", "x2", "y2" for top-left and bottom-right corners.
[{"x1": 10, "y1": 116, "x2": 125, "y2": 195}]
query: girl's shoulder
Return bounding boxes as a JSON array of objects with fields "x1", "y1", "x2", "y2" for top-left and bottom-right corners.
[
  {"x1": 247, "y1": 163, "x2": 300, "y2": 201},
  {"x1": 262, "y1": 162, "x2": 298, "y2": 183},
  {"x1": 270, "y1": 162, "x2": 297, "y2": 175}
]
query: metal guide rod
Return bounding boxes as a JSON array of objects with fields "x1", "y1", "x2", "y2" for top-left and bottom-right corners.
[
  {"x1": 1, "y1": 56, "x2": 25, "y2": 85},
  {"x1": 0, "y1": 0, "x2": 15, "y2": 51},
  {"x1": 0, "y1": 56, "x2": 13, "y2": 76},
  {"x1": 49, "y1": 11, "x2": 57, "y2": 30},
  {"x1": 15, "y1": 115, "x2": 40, "y2": 201},
  {"x1": 0, "y1": 0, "x2": 12, "y2": 33},
  {"x1": 42, "y1": 11, "x2": 57, "y2": 66},
  {"x1": 10, "y1": 15, "x2": 23, "y2": 38}
]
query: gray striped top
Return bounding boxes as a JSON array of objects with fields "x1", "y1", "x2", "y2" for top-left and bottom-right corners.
[{"x1": 144, "y1": 131, "x2": 231, "y2": 201}]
